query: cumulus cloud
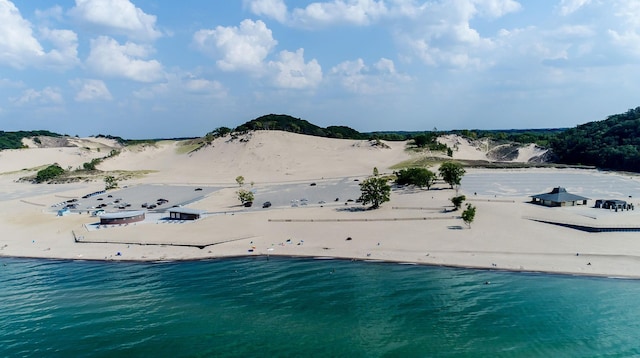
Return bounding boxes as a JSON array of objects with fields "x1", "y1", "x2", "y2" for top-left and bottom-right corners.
[
  {"x1": 68, "y1": 0, "x2": 162, "y2": 41},
  {"x1": 244, "y1": 0, "x2": 288, "y2": 23},
  {"x1": 267, "y1": 49, "x2": 323, "y2": 89},
  {"x1": 10, "y1": 87, "x2": 63, "y2": 106},
  {"x1": 330, "y1": 57, "x2": 408, "y2": 94},
  {"x1": 86, "y1": 36, "x2": 164, "y2": 82},
  {"x1": 0, "y1": 0, "x2": 79, "y2": 70},
  {"x1": 289, "y1": 0, "x2": 389, "y2": 27},
  {"x1": 397, "y1": 0, "x2": 521, "y2": 68},
  {"x1": 193, "y1": 19, "x2": 277, "y2": 72},
  {"x1": 71, "y1": 79, "x2": 112, "y2": 102},
  {"x1": 39, "y1": 28, "x2": 80, "y2": 70}
]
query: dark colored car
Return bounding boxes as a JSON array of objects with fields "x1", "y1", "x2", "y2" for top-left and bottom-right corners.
[{"x1": 262, "y1": 201, "x2": 272, "y2": 208}]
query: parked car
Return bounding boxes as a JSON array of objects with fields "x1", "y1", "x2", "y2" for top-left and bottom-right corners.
[
  {"x1": 195, "y1": 188, "x2": 203, "y2": 191},
  {"x1": 262, "y1": 201, "x2": 272, "y2": 208}
]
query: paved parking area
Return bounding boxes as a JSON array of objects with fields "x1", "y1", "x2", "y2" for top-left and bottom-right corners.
[
  {"x1": 461, "y1": 170, "x2": 640, "y2": 199},
  {"x1": 61, "y1": 184, "x2": 222, "y2": 213}
]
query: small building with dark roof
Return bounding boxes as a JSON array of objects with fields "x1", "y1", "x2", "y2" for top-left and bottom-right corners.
[
  {"x1": 595, "y1": 199, "x2": 628, "y2": 210},
  {"x1": 100, "y1": 211, "x2": 145, "y2": 225},
  {"x1": 168, "y1": 207, "x2": 206, "y2": 220},
  {"x1": 531, "y1": 187, "x2": 589, "y2": 207}
]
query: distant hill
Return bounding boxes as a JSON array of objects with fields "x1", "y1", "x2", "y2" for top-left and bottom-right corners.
[
  {"x1": 0, "y1": 130, "x2": 62, "y2": 150},
  {"x1": 550, "y1": 107, "x2": 640, "y2": 172},
  {"x1": 235, "y1": 114, "x2": 370, "y2": 140}
]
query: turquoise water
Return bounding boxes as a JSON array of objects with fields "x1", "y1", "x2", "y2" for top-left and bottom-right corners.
[{"x1": 2, "y1": 257, "x2": 640, "y2": 357}]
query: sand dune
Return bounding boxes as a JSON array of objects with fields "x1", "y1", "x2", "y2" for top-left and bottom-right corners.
[{"x1": 2, "y1": 130, "x2": 640, "y2": 279}]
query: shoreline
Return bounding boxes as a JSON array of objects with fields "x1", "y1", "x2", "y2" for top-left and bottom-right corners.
[{"x1": 3, "y1": 252, "x2": 639, "y2": 281}]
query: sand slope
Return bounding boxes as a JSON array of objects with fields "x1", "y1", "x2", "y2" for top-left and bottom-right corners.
[{"x1": 98, "y1": 131, "x2": 412, "y2": 183}]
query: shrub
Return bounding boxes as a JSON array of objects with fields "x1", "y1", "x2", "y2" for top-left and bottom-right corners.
[{"x1": 36, "y1": 164, "x2": 64, "y2": 183}]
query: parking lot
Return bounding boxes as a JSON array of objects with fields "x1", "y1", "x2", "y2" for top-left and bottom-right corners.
[{"x1": 56, "y1": 184, "x2": 222, "y2": 214}]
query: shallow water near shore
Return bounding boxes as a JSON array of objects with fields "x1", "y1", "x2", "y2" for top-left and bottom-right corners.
[{"x1": 2, "y1": 256, "x2": 640, "y2": 357}]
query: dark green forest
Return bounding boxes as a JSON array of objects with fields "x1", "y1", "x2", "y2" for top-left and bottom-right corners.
[
  {"x1": 550, "y1": 107, "x2": 640, "y2": 172},
  {"x1": 0, "y1": 130, "x2": 61, "y2": 150}
]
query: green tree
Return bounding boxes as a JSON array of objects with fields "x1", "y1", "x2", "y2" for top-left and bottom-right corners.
[
  {"x1": 439, "y1": 161, "x2": 466, "y2": 189},
  {"x1": 451, "y1": 195, "x2": 466, "y2": 210},
  {"x1": 235, "y1": 175, "x2": 245, "y2": 187},
  {"x1": 358, "y1": 176, "x2": 391, "y2": 209},
  {"x1": 394, "y1": 168, "x2": 436, "y2": 189},
  {"x1": 35, "y1": 164, "x2": 64, "y2": 183},
  {"x1": 104, "y1": 175, "x2": 118, "y2": 190},
  {"x1": 461, "y1": 204, "x2": 476, "y2": 228},
  {"x1": 237, "y1": 189, "x2": 254, "y2": 206}
]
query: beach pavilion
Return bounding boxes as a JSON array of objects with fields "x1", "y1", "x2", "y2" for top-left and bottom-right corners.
[{"x1": 531, "y1": 187, "x2": 589, "y2": 207}]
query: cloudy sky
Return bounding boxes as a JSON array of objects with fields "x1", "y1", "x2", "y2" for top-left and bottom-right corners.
[{"x1": 1, "y1": 0, "x2": 639, "y2": 138}]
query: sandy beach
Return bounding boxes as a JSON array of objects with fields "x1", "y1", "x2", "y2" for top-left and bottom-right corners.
[{"x1": 2, "y1": 131, "x2": 640, "y2": 279}]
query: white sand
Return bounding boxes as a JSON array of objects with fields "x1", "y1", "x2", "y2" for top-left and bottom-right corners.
[{"x1": 2, "y1": 131, "x2": 640, "y2": 279}]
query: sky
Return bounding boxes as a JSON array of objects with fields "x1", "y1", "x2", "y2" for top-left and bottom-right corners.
[{"x1": 1, "y1": 0, "x2": 639, "y2": 138}]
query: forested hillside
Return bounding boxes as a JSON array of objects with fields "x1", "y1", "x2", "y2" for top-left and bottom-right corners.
[
  {"x1": 235, "y1": 114, "x2": 370, "y2": 139},
  {"x1": 0, "y1": 130, "x2": 61, "y2": 150},
  {"x1": 551, "y1": 107, "x2": 640, "y2": 172}
]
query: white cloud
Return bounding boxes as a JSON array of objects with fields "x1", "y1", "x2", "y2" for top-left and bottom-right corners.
[
  {"x1": 244, "y1": 0, "x2": 288, "y2": 23},
  {"x1": 397, "y1": 0, "x2": 522, "y2": 68},
  {"x1": 133, "y1": 73, "x2": 227, "y2": 99},
  {"x1": 474, "y1": 0, "x2": 521, "y2": 18},
  {"x1": 193, "y1": 19, "x2": 277, "y2": 72},
  {"x1": 608, "y1": 0, "x2": 640, "y2": 56},
  {"x1": 267, "y1": 48, "x2": 323, "y2": 89},
  {"x1": 290, "y1": 0, "x2": 389, "y2": 27},
  {"x1": 68, "y1": 0, "x2": 162, "y2": 41},
  {"x1": 10, "y1": 87, "x2": 63, "y2": 106},
  {"x1": 557, "y1": 0, "x2": 591, "y2": 16},
  {"x1": 86, "y1": 36, "x2": 164, "y2": 82},
  {"x1": 0, "y1": 1, "x2": 79, "y2": 70},
  {"x1": 39, "y1": 28, "x2": 80, "y2": 70},
  {"x1": 71, "y1": 79, "x2": 112, "y2": 102},
  {"x1": 330, "y1": 57, "x2": 408, "y2": 94},
  {"x1": 0, "y1": 0, "x2": 43, "y2": 68}
]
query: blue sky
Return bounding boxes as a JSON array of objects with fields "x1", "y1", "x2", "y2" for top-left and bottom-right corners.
[{"x1": 1, "y1": 0, "x2": 639, "y2": 138}]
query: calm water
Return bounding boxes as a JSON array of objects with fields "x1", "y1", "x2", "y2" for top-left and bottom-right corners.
[{"x1": 1, "y1": 257, "x2": 640, "y2": 357}]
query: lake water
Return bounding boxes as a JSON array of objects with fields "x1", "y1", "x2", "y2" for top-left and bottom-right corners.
[{"x1": 2, "y1": 256, "x2": 640, "y2": 357}]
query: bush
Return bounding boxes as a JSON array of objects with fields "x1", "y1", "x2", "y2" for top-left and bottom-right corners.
[
  {"x1": 237, "y1": 189, "x2": 254, "y2": 206},
  {"x1": 36, "y1": 164, "x2": 65, "y2": 183},
  {"x1": 451, "y1": 195, "x2": 466, "y2": 210}
]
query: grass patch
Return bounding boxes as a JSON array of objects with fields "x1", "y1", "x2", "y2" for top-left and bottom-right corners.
[
  {"x1": 175, "y1": 143, "x2": 203, "y2": 154},
  {"x1": 391, "y1": 156, "x2": 443, "y2": 169}
]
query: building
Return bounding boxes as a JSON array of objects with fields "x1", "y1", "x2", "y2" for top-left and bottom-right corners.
[
  {"x1": 595, "y1": 199, "x2": 629, "y2": 211},
  {"x1": 531, "y1": 187, "x2": 589, "y2": 207},
  {"x1": 99, "y1": 211, "x2": 145, "y2": 225},
  {"x1": 168, "y1": 207, "x2": 206, "y2": 220}
]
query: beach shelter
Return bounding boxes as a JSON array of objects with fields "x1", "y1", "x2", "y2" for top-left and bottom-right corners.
[{"x1": 530, "y1": 187, "x2": 589, "y2": 207}]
